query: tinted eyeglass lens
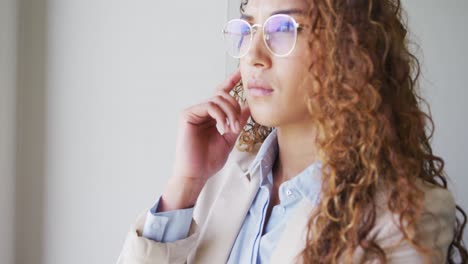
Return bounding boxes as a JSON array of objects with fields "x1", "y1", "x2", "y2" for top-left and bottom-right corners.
[
  {"x1": 264, "y1": 15, "x2": 297, "y2": 56},
  {"x1": 223, "y1": 19, "x2": 251, "y2": 58},
  {"x1": 223, "y1": 15, "x2": 297, "y2": 57}
]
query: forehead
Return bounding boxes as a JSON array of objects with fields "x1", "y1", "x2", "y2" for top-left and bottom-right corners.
[{"x1": 242, "y1": 0, "x2": 310, "y2": 22}]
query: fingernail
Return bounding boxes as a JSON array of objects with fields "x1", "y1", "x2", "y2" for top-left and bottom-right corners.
[{"x1": 217, "y1": 123, "x2": 225, "y2": 135}]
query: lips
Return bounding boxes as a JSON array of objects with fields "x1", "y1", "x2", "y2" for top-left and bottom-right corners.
[
  {"x1": 247, "y1": 79, "x2": 274, "y2": 97},
  {"x1": 248, "y1": 87, "x2": 274, "y2": 96}
]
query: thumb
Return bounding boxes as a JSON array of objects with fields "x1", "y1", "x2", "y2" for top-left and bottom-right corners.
[{"x1": 222, "y1": 102, "x2": 250, "y2": 144}]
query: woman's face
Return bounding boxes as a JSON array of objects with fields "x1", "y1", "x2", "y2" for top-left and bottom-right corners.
[{"x1": 240, "y1": 0, "x2": 314, "y2": 128}]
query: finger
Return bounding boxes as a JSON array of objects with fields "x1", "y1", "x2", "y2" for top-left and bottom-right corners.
[
  {"x1": 216, "y1": 90, "x2": 241, "y2": 115},
  {"x1": 224, "y1": 103, "x2": 250, "y2": 143},
  {"x1": 211, "y1": 96, "x2": 240, "y2": 132},
  {"x1": 216, "y1": 69, "x2": 241, "y2": 93},
  {"x1": 226, "y1": 102, "x2": 251, "y2": 135},
  {"x1": 206, "y1": 102, "x2": 229, "y2": 133},
  {"x1": 184, "y1": 102, "x2": 228, "y2": 132}
]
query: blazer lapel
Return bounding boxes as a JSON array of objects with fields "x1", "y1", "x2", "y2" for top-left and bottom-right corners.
[
  {"x1": 189, "y1": 146, "x2": 262, "y2": 263},
  {"x1": 189, "y1": 141, "x2": 318, "y2": 264}
]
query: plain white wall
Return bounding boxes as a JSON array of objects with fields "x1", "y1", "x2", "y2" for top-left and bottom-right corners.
[
  {"x1": 7, "y1": 1, "x2": 467, "y2": 264},
  {"x1": 44, "y1": 1, "x2": 227, "y2": 263},
  {"x1": 401, "y1": 0, "x2": 468, "y2": 242},
  {"x1": 0, "y1": 1, "x2": 17, "y2": 263}
]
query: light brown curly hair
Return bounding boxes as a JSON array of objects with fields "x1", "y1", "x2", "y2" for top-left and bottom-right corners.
[{"x1": 232, "y1": 0, "x2": 467, "y2": 263}]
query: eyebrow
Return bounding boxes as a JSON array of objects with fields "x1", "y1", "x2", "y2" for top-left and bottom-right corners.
[{"x1": 240, "y1": 8, "x2": 306, "y2": 21}]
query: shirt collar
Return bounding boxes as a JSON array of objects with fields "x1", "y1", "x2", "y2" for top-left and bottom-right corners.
[
  {"x1": 242, "y1": 127, "x2": 323, "y2": 203},
  {"x1": 242, "y1": 128, "x2": 278, "y2": 180},
  {"x1": 280, "y1": 160, "x2": 323, "y2": 203}
]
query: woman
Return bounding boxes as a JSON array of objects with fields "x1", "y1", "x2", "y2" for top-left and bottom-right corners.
[{"x1": 117, "y1": 0, "x2": 467, "y2": 263}]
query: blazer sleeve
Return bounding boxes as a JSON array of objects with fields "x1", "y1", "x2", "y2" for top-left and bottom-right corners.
[
  {"x1": 369, "y1": 186, "x2": 456, "y2": 263},
  {"x1": 116, "y1": 209, "x2": 201, "y2": 264},
  {"x1": 115, "y1": 146, "x2": 249, "y2": 264}
]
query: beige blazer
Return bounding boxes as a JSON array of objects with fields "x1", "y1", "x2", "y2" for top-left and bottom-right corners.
[{"x1": 117, "y1": 144, "x2": 456, "y2": 264}]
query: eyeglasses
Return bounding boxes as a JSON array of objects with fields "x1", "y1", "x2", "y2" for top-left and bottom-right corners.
[{"x1": 222, "y1": 14, "x2": 309, "y2": 58}]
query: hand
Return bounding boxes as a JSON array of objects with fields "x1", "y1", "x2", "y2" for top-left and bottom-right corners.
[{"x1": 158, "y1": 69, "x2": 250, "y2": 211}]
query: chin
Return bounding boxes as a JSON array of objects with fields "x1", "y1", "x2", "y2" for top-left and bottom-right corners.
[{"x1": 249, "y1": 110, "x2": 280, "y2": 128}]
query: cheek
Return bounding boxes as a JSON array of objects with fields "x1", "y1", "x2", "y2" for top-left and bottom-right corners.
[
  {"x1": 278, "y1": 41, "x2": 313, "y2": 88},
  {"x1": 276, "y1": 65, "x2": 316, "y2": 120},
  {"x1": 277, "y1": 61, "x2": 312, "y2": 99}
]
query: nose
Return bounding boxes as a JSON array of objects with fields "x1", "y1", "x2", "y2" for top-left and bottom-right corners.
[{"x1": 242, "y1": 25, "x2": 271, "y2": 68}]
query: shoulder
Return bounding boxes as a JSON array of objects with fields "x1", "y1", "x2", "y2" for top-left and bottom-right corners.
[
  {"x1": 370, "y1": 182, "x2": 456, "y2": 263},
  {"x1": 420, "y1": 183, "x2": 456, "y2": 217},
  {"x1": 414, "y1": 183, "x2": 456, "y2": 259}
]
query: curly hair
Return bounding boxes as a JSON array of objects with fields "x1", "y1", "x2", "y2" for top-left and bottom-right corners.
[{"x1": 232, "y1": 0, "x2": 467, "y2": 263}]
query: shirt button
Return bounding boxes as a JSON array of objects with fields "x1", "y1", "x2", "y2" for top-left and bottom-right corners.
[{"x1": 286, "y1": 189, "x2": 293, "y2": 196}]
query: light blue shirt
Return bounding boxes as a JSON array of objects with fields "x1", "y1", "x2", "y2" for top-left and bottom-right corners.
[{"x1": 142, "y1": 128, "x2": 323, "y2": 263}]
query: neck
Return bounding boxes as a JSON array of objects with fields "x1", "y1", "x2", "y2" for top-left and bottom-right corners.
[{"x1": 273, "y1": 122, "x2": 319, "y2": 183}]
